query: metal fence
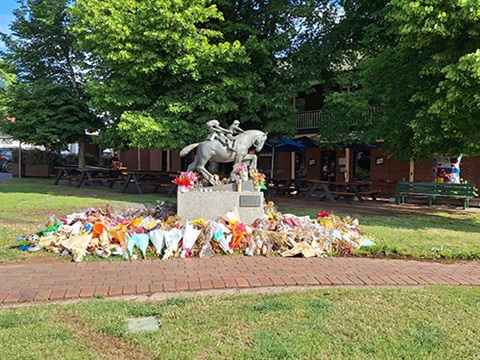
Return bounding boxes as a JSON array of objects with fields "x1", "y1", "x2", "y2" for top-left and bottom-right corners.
[{"x1": 296, "y1": 108, "x2": 378, "y2": 131}]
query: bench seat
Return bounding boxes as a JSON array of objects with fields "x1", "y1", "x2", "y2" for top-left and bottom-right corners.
[
  {"x1": 358, "y1": 190, "x2": 380, "y2": 195},
  {"x1": 87, "y1": 177, "x2": 124, "y2": 189},
  {"x1": 267, "y1": 185, "x2": 296, "y2": 196},
  {"x1": 88, "y1": 177, "x2": 122, "y2": 182},
  {"x1": 330, "y1": 191, "x2": 356, "y2": 197},
  {"x1": 396, "y1": 181, "x2": 477, "y2": 209}
]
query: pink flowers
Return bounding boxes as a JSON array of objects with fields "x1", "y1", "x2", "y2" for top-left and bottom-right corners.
[
  {"x1": 234, "y1": 164, "x2": 248, "y2": 174},
  {"x1": 174, "y1": 171, "x2": 198, "y2": 192},
  {"x1": 234, "y1": 163, "x2": 249, "y2": 181}
]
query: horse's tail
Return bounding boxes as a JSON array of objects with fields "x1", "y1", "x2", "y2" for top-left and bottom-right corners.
[{"x1": 180, "y1": 143, "x2": 199, "y2": 157}]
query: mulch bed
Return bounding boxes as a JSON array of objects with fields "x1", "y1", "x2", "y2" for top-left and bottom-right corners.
[{"x1": 270, "y1": 195, "x2": 480, "y2": 217}]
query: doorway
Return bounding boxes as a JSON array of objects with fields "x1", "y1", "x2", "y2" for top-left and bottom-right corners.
[
  {"x1": 353, "y1": 149, "x2": 371, "y2": 180},
  {"x1": 161, "y1": 150, "x2": 168, "y2": 171},
  {"x1": 295, "y1": 152, "x2": 306, "y2": 178},
  {"x1": 321, "y1": 151, "x2": 336, "y2": 181}
]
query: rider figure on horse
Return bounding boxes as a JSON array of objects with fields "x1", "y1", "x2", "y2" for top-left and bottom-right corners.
[
  {"x1": 206, "y1": 119, "x2": 243, "y2": 152},
  {"x1": 226, "y1": 120, "x2": 244, "y2": 151},
  {"x1": 206, "y1": 119, "x2": 230, "y2": 144}
]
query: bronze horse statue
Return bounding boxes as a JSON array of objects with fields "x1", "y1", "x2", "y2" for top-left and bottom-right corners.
[{"x1": 179, "y1": 129, "x2": 267, "y2": 185}]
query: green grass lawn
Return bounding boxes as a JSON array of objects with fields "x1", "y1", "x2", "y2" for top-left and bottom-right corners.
[
  {"x1": 0, "y1": 178, "x2": 173, "y2": 262},
  {"x1": 1, "y1": 177, "x2": 480, "y2": 262},
  {"x1": 1, "y1": 286, "x2": 479, "y2": 359},
  {"x1": 1, "y1": 179, "x2": 479, "y2": 359}
]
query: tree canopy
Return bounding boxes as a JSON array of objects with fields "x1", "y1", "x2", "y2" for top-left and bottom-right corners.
[
  {"x1": 0, "y1": 0, "x2": 99, "y2": 159},
  {"x1": 2, "y1": 81, "x2": 93, "y2": 149},
  {"x1": 2, "y1": 0, "x2": 479, "y2": 160},
  {"x1": 0, "y1": 61, "x2": 15, "y2": 117},
  {"x1": 318, "y1": 0, "x2": 480, "y2": 159},
  {"x1": 212, "y1": 0, "x2": 335, "y2": 135},
  {"x1": 69, "y1": 0, "x2": 248, "y2": 150},
  {"x1": 70, "y1": 0, "x2": 331, "y2": 150}
]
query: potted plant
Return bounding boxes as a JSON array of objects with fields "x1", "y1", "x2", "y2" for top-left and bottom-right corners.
[{"x1": 24, "y1": 149, "x2": 57, "y2": 177}]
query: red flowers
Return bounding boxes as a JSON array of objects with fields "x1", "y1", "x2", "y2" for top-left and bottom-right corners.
[
  {"x1": 316, "y1": 210, "x2": 329, "y2": 219},
  {"x1": 174, "y1": 171, "x2": 198, "y2": 192}
]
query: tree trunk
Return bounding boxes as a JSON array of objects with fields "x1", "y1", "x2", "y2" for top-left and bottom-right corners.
[{"x1": 78, "y1": 137, "x2": 86, "y2": 168}]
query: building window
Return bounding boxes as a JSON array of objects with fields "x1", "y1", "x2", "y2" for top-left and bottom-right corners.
[{"x1": 295, "y1": 98, "x2": 306, "y2": 112}]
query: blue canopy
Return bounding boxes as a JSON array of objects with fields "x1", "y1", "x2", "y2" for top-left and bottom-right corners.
[
  {"x1": 263, "y1": 136, "x2": 307, "y2": 153},
  {"x1": 262, "y1": 137, "x2": 307, "y2": 178},
  {"x1": 294, "y1": 136, "x2": 319, "y2": 148}
]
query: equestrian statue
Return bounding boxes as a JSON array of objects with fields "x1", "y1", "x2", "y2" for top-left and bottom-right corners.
[{"x1": 180, "y1": 120, "x2": 267, "y2": 185}]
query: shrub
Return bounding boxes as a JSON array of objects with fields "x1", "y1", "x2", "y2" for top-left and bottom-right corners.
[
  {"x1": 24, "y1": 149, "x2": 58, "y2": 165},
  {"x1": 12, "y1": 149, "x2": 61, "y2": 166}
]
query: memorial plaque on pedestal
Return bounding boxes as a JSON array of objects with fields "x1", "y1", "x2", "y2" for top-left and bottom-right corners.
[{"x1": 177, "y1": 184, "x2": 263, "y2": 224}]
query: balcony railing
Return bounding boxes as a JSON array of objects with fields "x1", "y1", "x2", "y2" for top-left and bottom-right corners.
[
  {"x1": 296, "y1": 110, "x2": 325, "y2": 131},
  {"x1": 296, "y1": 108, "x2": 378, "y2": 131}
]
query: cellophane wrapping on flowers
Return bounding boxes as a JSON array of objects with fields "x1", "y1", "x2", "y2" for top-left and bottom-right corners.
[{"x1": 18, "y1": 200, "x2": 373, "y2": 262}]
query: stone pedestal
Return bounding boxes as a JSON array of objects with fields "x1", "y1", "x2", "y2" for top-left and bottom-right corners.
[{"x1": 177, "y1": 182, "x2": 263, "y2": 224}]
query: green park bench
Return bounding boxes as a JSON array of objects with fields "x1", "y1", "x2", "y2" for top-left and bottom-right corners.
[{"x1": 396, "y1": 181, "x2": 477, "y2": 209}]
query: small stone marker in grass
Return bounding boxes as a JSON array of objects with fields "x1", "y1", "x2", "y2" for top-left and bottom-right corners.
[{"x1": 126, "y1": 316, "x2": 162, "y2": 333}]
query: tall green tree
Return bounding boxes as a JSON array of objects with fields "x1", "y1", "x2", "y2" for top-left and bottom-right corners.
[
  {"x1": 212, "y1": 0, "x2": 337, "y2": 135},
  {"x1": 70, "y1": 0, "x2": 334, "y2": 149},
  {"x1": 3, "y1": 82, "x2": 93, "y2": 150},
  {"x1": 70, "y1": 0, "x2": 248, "y2": 150},
  {"x1": 319, "y1": 0, "x2": 480, "y2": 160},
  {"x1": 0, "y1": 0, "x2": 100, "y2": 165},
  {"x1": 0, "y1": 61, "x2": 16, "y2": 117}
]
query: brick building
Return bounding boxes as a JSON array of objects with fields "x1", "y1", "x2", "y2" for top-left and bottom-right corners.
[{"x1": 117, "y1": 83, "x2": 479, "y2": 198}]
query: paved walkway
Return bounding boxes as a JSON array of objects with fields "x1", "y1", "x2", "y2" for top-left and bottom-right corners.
[
  {"x1": 0, "y1": 172, "x2": 12, "y2": 182},
  {"x1": 1, "y1": 257, "x2": 479, "y2": 306}
]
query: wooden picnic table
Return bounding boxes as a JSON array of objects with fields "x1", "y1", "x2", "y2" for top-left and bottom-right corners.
[
  {"x1": 291, "y1": 179, "x2": 380, "y2": 204},
  {"x1": 121, "y1": 170, "x2": 178, "y2": 196},
  {"x1": 266, "y1": 178, "x2": 298, "y2": 197},
  {"x1": 76, "y1": 167, "x2": 125, "y2": 189},
  {"x1": 54, "y1": 166, "x2": 82, "y2": 186},
  {"x1": 54, "y1": 166, "x2": 124, "y2": 189},
  {"x1": 325, "y1": 181, "x2": 360, "y2": 204},
  {"x1": 266, "y1": 178, "x2": 333, "y2": 200},
  {"x1": 347, "y1": 181, "x2": 380, "y2": 201},
  {"x1": 295, "y1": 178, "x2": 338, "y2": 203}
]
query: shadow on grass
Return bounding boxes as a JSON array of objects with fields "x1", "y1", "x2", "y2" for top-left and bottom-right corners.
[
  {"x1": 0, "y1": 177, "x2": 176, "y2": 204},
  {"x1": 277, "y1": 201, "x2": 480, "y2": 234},
  {"x1": 2, "y1": 178, "x2": 479, "y2": 235}
]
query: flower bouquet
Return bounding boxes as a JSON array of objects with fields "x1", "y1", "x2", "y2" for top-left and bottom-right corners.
[
  {"x1": 149, "y1": 229, "x2": 165, "y2": 255},
  {"x1": 17, "y1": 234, "x2": 40, "y2": 251},
  {"x1": 163, "y1": 228, "x2": 183, "y2": 259},
  {"x1": 249, "y1": 170, "x2": 267, "y2": 191},
  {"x1": 233, "y1": 163, "x2": 249, "y2": 182},
  {"x1": 181, "y1": 221, "x2": 202, "y2": 258},
  {"x1": 174, "y1": 171, "x2": 198, "y2": 192}
]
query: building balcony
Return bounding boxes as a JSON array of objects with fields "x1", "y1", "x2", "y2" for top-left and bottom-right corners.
[
  {"x1": 296, "y1": 110, "x2": 325, "y2": 132},
  {"x1": 296, "y1": 108, "x2": 378, "y2": 133}
]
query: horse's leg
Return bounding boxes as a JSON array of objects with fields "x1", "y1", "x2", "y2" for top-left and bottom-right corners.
[
  {"x1": 196, "y1": 158, "x2": 215, "y2": 185},
  {"x1": 246, "y1": 154, "x2": 257, "y2": 171},
  {"x1": 186, "y1": 156, "x2": 198, "y2": 172},
  {"x1": 239, "y1": 154, "x2": 257, "y2": 171}
]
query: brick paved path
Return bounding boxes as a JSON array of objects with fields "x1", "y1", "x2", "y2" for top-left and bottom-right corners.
[{"x1": 1, "y1": 257, "x2": 479, "y2": 306}]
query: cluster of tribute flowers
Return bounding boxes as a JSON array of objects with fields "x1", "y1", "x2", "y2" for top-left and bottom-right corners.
[{"x1": 17, "y1": 200, "x2": 374, "y2": 262}]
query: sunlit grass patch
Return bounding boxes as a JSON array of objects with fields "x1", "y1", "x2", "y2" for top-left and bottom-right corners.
[{"x1": 1, "y1": 287, "x2": 479, "y2": 359}]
